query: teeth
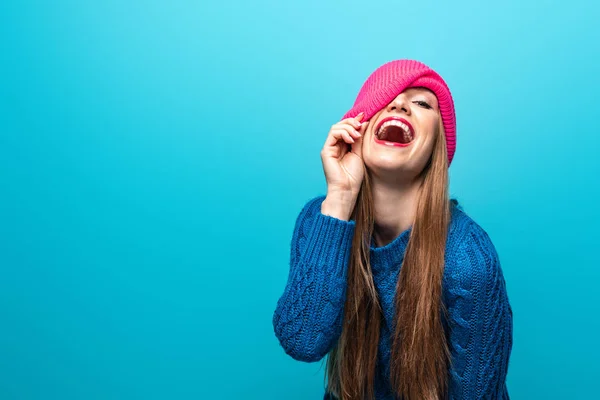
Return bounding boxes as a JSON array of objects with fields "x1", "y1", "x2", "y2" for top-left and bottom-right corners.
[{"x1": 377, "y1": 120, "x2": 413, "y2": 141}]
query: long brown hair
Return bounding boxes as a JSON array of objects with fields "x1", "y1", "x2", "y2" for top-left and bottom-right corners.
[{"x1": 324, "y1": 119, "x2": 452, "y2": 400}]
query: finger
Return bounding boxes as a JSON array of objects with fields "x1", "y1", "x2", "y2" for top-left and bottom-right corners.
[
  {"x1": 358, "y1": 120, "x2": 369, "y2": 134},
  {"x1": 337, "y1": 124, "x2": 362, "y2": 139},
  {"x1": 350, "y1": 132, "x2": 363, "y2": 156},
  {"x1": 325, "y1": 129, "x2": 353, "y2": 147},
  {"x1": 342, "y1": 130, "x2": 354, "y2": 143},
  {"x1": 325, "y1": 129, "x2": 343, "y2": 147},
  {"x1": 339, "y1": 117, "x2": 363, "y2": 131},
  {"x1": 343, "y1": 111, "x2": 364, "y2": 125},
  {"x1": 322, "y1": 136, "x2": 348, "y2": 160}
]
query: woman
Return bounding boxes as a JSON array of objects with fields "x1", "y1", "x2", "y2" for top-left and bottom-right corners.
[{"x1": 272, "y1": 59, "x2": 513, "y2": 400}]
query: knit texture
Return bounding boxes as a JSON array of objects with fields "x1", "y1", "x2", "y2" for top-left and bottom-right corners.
[
  {"x1": 272, "y1": 195, "x2": 513, "y2": 400},
  {"x1": 341, "y1": 59, "x2": 457, "y2": 166}
]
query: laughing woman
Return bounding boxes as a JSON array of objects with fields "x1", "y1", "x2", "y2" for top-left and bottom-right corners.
[{"x1": 273, "y1": 59, "x2": 513, "y2": 400}]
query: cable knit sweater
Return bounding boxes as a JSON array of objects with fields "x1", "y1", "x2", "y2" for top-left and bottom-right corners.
[{"x1": 272, "y1": 195, "x2": 513, "y2": 400}]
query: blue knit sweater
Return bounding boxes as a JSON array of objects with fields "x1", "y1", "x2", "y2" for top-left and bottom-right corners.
[{"x1": 273, "y1": 195, "x2": 513, "y2": 400}]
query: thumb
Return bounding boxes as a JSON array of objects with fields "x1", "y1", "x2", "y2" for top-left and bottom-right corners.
[
  {"x1": 351, "y1": 120, "x2": 368, "y2": 157},
  {"x1": 350, "y1": 129, "x2": 364, "y2": 157}
]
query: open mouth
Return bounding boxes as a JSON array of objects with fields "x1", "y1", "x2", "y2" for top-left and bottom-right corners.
[{"x1": 374, "y1": 118, "x2": 415, "y2": 146}]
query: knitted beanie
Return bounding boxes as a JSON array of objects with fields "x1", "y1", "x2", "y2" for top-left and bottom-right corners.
[{"x1": 342, "y1": 59, "x2": 457, "y2": 166}]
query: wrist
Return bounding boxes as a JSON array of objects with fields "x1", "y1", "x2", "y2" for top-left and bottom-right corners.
[{"x1": 322, "y1": 192, "x2": 356, "y2": 221}]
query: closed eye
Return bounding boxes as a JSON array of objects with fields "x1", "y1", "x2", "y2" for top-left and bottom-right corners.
[{"x1": 413, "y1": 100, "x2": 432, "y2": 109}]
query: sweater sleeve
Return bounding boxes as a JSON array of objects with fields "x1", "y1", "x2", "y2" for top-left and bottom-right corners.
[
  {"x1": 446, "y1": 222, "x2": 514, "y2": 400},
  {"x1": 272, "y1": 195, "x2": 356, "y2": 362}
]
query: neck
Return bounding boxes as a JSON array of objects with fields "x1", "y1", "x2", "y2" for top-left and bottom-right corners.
[{"x1": 371, "y1": 177, "x2": 423, "y2": 247}]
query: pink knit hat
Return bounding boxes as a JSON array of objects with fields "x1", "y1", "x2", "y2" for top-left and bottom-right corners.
[{"x1": 342, "y1": 59, "x2": 457, "y2": 166}]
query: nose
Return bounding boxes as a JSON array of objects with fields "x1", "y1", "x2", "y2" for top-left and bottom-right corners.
[{"x1": 386, "y1": 94, "x2": 411, "y2": 115}]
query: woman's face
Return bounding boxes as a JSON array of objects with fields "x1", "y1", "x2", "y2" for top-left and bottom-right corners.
[{"x1": 361, "y1": 87, "x2": 442, "y2": 180}]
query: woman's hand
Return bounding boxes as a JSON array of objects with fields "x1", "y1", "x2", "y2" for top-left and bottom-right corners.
[
  {"x1": 319, "y1": 112, "x2": 369, "y2": 221},
  {"x1": 320, "y1": 112, "x2": 369, "y2": 197}
]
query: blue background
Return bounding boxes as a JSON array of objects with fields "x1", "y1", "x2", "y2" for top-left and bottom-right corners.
[{"x1": 1, "y1": 1, "x2": 598, "y2": 399}]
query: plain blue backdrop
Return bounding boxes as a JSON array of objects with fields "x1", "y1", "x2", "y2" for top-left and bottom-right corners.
[{"x1": 1, "y1": 1, "x2": 599, "y2": 399}]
